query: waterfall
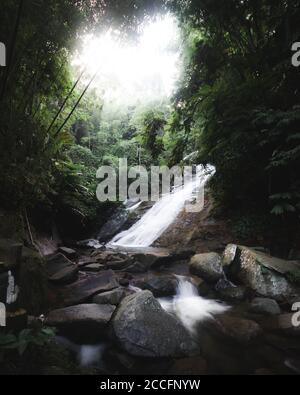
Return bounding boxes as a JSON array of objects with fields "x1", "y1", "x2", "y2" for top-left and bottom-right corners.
[
  {"x1": 109, "y1": 165, "x2": 215, "y2": 248},
  {"x1": 158, "y1": 276, "x2": 229, "y2": 333}
]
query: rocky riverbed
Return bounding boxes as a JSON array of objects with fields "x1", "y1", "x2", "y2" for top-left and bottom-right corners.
[
  {"x1": 1, "y1": 196, "x2": 300, "y2": 375},
  {"x1": 37, "y1": 240, "x2": 300, "y2": 375}
]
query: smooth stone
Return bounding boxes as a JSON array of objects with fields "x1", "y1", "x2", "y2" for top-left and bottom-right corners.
[
  {"x1": 46, "y1": 303, "x2": 115, "y2": 340},
  {"x1": 189, "y1": 252, "x2": 224, "y2": 283},
  {"x1": 111, "y1": 291, "x2": 199, "y2": 358}
]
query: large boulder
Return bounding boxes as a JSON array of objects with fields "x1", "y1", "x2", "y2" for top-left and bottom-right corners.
[
  {"x1": 46, "y1": 304, "x2": 115, "y2": 340},
  {"x1": 189, "y1": 252, "x2": 224, "y2": 283},
  {"x1": 227, "y1": 245, "x2": 300, "y2": 301},
  {"x1": 111, "y1": 291, "x2": 199, "y2": 358}
]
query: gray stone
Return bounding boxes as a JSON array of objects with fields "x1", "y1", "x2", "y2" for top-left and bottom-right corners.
[
  {"x1": 93, "y1": 288, "x2": 125, "y2": 305},
  {"x1": 189, "y1": 252, "x2": 224, "y2": 283},
  {"x1": 111, "y1": 291, "x2": 199, "y2": 358},
  {"x1": 229, "y1": 246, "x2": 300, "y2": 301},
  {"x1": 249, "y1": 297, "x2": 281, "y2": 316},
  {"x1": 46, "y1": 304, "x2": 115, "y2": 338}
]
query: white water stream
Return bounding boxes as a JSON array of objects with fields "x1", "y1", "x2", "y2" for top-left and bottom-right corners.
[
  {"x1": 158, "y1": 277, "x2": 229, "y2": 333},
  {"x1": 109, "y1": 165, "x2": 215, "y2": 248}
]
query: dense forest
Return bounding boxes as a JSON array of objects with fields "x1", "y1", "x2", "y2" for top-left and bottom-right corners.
[{"x1": 1, "y1": 0, "x2": 300, "y2": 377}]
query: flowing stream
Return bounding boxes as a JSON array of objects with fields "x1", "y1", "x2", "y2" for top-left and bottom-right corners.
[
  {"x1": 158, "y1": 276, "x2": 229, "y2": 333},
  {"x1": 109, "y1": 165, "x2": 215, "y2": 248}
]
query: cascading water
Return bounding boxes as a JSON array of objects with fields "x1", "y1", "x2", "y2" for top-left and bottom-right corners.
[
  {"x1": 109, "y1": 165, "x2": 215, "y2": 248},
  {"x1": 158, "y1": 276, "x2": 229, "y2": 333}
]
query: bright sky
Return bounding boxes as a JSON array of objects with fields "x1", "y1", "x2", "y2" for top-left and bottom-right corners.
[{"x1": 72, "y1": 15, "x2": 181, "y2": 106}]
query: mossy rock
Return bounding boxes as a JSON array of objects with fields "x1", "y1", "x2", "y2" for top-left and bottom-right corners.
[{"x1": 19, "y1": 248, "x2": 48, "y2": 315}]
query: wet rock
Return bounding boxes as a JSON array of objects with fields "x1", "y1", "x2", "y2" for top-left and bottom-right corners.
[
  {"x1": 58, "y1": 247, "x2": 77, "y2": 259},
  {"x1": 93, "y1": 288, "x2": 125, "y2": 305},
  {"x1": 0, "y1": 239, "x2": 23, "y2": 272},
  {"x1": 228, "y1": 246, "x2": 300, "y2": 301},
  {"x1": 249, "y1": 298, "x2": 281, "y2": 316},
  {"x1": 98, "y1": 208, "x2": 130, "y2": 242},
  {"x1": 134, "y1": 275, "x2": 177, "y2": 297},
  {"x1": 46, "y1": 253, "x2": 78, "y2": 285},
  {"x1": 46, "y1": 304, "x2": 115, "y2": 339},
  {"x1": 111, "y1": 291, "x2": 199, "y2": 358},
  {"x1": 82, "y1": 263, "x2": 105, "y2": 273},
  {"x1": 209, "y1": 315, "x2": 262, "y2": 344},
  {"x1": 189, "y1": 252, "x2": 224, "y2": 283},
  {"x1": 59, "y1": 269, "x2": 119, "y2": 306},
  {"x1": 215, "y1": 278, "x2": 247, "y2": 301}
]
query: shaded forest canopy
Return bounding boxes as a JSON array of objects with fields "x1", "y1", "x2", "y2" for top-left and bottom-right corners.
[{"x1": 0, "y1": 0, "x2": 300, "y2": 254}]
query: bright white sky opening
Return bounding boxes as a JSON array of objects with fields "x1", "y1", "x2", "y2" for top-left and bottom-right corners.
[{"x1": 72, "y1": 15, "x2": 181, "y2": 107}]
